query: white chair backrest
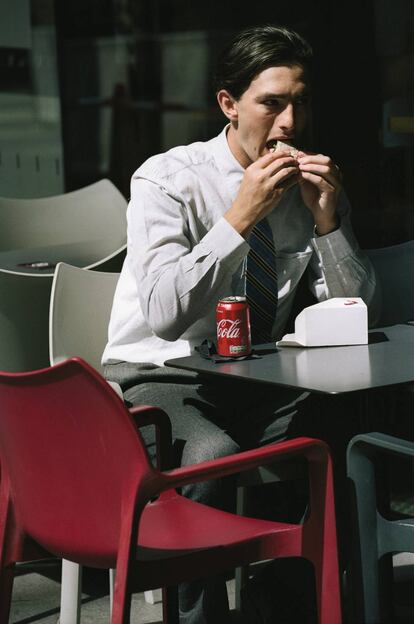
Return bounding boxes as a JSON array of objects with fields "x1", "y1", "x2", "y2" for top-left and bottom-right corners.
[
  {"x1": 0, "y1": 179, "x2": 127, "y2": 264},
  {"x1": 49, "y1": 262, "x2": 120, "y2": 372},
  {"x1": 0, "y1": 181, "x2": 125, "y2": 372},
  {"x1": 366, "y1": 240, "x2": 414, "y2": 326}
]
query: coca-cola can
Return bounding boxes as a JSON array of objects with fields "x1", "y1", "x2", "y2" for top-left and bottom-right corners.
[{"x1": 216, "y1": 296, "x2": 251, "y2": 357}]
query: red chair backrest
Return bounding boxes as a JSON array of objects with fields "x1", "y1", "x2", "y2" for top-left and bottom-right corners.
[{"x1": 0, "y1": 358, "x2": 153, "y2": 565}]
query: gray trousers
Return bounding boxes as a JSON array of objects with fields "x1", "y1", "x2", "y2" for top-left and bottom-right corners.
[{"x1": 103, "y1": 360, "x2": 359, "y2": 623}]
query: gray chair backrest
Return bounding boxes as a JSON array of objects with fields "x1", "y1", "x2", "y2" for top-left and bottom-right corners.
[
  {"x1": 49, "y1": 262, "x2": 120, "y2": 373},
  {"x1": 0, "y1": 271, "x2": 52, "y2": 372},
  {"x1": 366, "y1": 240, "x2": 414, "y2": 327}
]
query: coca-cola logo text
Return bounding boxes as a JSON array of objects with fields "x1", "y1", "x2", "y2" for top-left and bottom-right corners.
[{"x1": 217, "y1": 318, "x2": 242, "y2": 339}]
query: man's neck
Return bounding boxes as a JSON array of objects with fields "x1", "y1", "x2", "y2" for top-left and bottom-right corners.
[{"x1": 226, "y1": 124, "x2": 251, "y2": 169}]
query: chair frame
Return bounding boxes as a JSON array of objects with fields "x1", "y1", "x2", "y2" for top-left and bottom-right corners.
[
  {"x1": 347, "y1": 431, "x2": 414, "y2": 624},
  {"x1": 0, "y1": 358, "x2": 342, "y2": 624},
  {"x1": 48, "y1": 262, "x2": 125, "y2": 623}
]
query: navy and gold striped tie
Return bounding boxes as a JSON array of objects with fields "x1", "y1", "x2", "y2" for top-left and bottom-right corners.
[{"x1": 245, "y1": 217, "x2": 278, "y2": 344}]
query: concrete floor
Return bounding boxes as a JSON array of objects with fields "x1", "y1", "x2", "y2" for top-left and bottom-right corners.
[
  {"x1": 9, "y1": 560, "x2": 237, "y2": 624},
  {"x1": 8, "y1": 555, "x2": 414, "y2": 624}
]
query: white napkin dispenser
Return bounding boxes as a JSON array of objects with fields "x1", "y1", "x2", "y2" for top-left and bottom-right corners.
[{"x1": 277, "y1": 297, "x2": 368, "y2": 347}]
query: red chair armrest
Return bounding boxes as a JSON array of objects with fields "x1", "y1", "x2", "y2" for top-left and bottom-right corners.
[{"x1": 161, "y1": 436, "x2": 329, "y2": 492}]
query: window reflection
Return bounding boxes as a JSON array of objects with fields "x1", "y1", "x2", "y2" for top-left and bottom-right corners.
[
  {"x1": 1, "y1": 0, "x2": 413, "y2": 250},
  {"x1": 0, "y1": 0, "x2": 64, "y2": 198}
]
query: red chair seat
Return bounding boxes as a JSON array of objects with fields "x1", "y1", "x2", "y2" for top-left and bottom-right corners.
[{"x1": 139, "y1": 490, "x2": 298, "y2": 550}]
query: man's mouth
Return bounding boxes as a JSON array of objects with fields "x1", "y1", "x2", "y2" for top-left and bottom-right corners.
[{"x1": 267, "y1": 139, "x2": 282, "y2": 151}]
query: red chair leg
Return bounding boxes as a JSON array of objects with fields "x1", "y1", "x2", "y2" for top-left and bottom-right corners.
[
  {"x1": 312, "y1": 557, "x2": 342, "y2": 624},
  {"x1": 111, "y1": 574, "x2": 132, "y2": 624},
  {"x1": 306, "y1": 448, "x2": 343, "y2": 624}
]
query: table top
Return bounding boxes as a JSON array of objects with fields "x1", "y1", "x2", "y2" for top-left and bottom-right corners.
[
  {"x1": 0, "y1": 242, "x2": 104, "y2": 275},
  {"x1": 165, "y1": 324, "x2": 414, "y2": 395}
]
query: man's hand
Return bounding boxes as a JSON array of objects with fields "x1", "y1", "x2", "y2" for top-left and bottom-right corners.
[
  {"x1": 224, "y1": 151, "x2": 298, "y2": 238},
  {"x1": 297, "y1": 152, "x2": 342, "y2": 235}
]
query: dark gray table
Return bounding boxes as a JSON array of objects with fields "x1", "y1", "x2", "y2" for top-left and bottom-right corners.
[{"x1": 165, "y1": 324, "x2": 414, "y2": 395}]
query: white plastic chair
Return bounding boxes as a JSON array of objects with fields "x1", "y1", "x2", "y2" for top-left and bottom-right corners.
[
  {"x1": 0, "y1": 178, "x2": 127, "y2": 267},
  {"x1": 49, "y1": 262, "x2": 121, "y2": 624},
  {"x1": 49, "y1": 262, "x2": 120, "y2": 374},
  {"x1": 0, "y1": 179, "x2": 127, "y2": 372}
]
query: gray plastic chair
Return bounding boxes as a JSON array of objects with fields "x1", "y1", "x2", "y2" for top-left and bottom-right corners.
[
  {"x1": 347, "y1": 432, "x2": 414, "y2": 624},
  {"x1": 366, "y1": 241, "x2": 414, "y2": 326},
  {"x1": 0, "y1": 179, "x2": 127, "y2": 372},
  {"x1": 49, "y1": 262, "x2": 121, "y2": 624}
]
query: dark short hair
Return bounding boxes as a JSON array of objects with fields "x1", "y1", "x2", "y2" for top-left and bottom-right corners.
[{"x1": 214, "y1": 24, "x2": 313, "y2": 100}]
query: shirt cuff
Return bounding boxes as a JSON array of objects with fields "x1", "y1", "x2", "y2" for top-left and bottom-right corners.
[{"x1": 201, "y1": 216, "x2": 249, "y2": 263}]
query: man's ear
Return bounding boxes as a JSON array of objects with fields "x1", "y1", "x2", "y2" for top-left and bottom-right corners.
[{"x1": 216, "y1": 89, "x2": 238, "y2": 121}]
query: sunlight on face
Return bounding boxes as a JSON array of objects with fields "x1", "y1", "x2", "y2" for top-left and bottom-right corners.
[{"x1": 227, "y1": 65, "x2": 310, "y2": 168}]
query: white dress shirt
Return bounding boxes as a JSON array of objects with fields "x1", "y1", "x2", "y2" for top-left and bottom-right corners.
[{"x1": 102, "y1": 126, "x2": 377, "y2": 366}]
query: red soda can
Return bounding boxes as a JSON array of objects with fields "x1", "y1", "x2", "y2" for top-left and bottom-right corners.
[{"x1": 216, "y1": 296, "x2": 251, "y2": 357}]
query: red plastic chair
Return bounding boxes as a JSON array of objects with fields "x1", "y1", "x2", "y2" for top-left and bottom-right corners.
[{"x1": 0, "y1": 358, "x2": 342, "y2": 624}]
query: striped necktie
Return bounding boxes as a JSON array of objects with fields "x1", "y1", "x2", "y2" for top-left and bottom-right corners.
[{"x1": 245, "y1": 217, "x2": 278, "y2": 344}]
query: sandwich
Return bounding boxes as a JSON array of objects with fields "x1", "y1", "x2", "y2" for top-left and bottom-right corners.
[{"x1": 272, "y1": 140, "x2": 299, "y2": 158}]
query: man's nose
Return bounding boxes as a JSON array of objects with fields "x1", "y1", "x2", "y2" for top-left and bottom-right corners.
[{"x1": 278, "y1": 104, "x2": 295, "y2": 133}]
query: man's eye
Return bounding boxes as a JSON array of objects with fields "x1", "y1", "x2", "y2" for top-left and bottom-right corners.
[
  {"x1": 295, "y1": 97, "x2": 310, "y2": 106},
  {"x1": 263, "y1": 99, "x2": 280, "y2": 107}
]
